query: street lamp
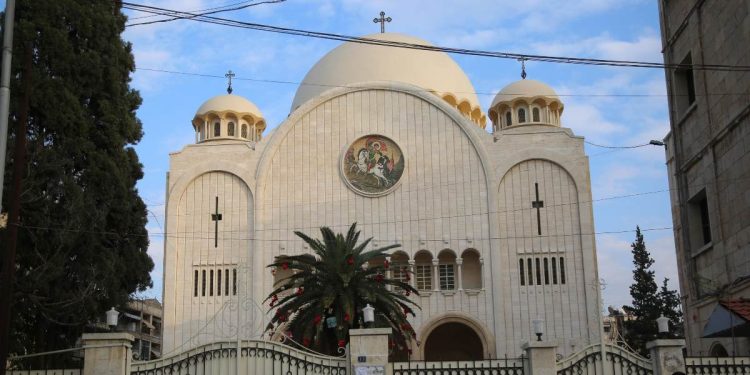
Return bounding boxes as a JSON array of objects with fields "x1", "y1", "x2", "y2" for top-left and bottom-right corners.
[
  {"x1": 656, "y1": 315, "x2": 670, "y2": 337},
  {"x1": 106, "y1": 307, "x2": 119, "y2": 330},
  {"x1": 363, "y1": 304, "x2": 375, "y2": 328},
  {"x1": 532, "y1": 319, "x2": 544, "y2": 341}
]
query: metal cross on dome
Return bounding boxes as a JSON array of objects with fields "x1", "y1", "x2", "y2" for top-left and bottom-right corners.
[
  {"x1": 518, "y1": 58, "x2": 528, "y2": 79},
  {"x1": 373, "y1": 11, "x2": 391, "y2": 33},
  {"x1": 225, "y1": 70, "x2": 235, "y2": 94}
]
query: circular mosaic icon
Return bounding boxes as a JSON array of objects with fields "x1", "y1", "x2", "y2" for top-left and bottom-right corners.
[{"x1": 342, "y1": 135, "x2": 405, "y2": 196}]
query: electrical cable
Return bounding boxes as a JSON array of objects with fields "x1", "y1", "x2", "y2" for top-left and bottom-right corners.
[
  {"x1": 127, "y1": 0, "x2": 286, "y2": 27},
  {"x1": 120, "y1": 2, "x2": 750, "y2": 72}
]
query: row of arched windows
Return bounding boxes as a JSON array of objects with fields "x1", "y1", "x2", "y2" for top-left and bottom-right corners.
[
  {"x1": 197, "y1": 119, "x2": 263, "y2": 142},
  {"x1": 505, "y1": 107, "x2": 541, "y2": 126},
  {"x1": 390, "y1": 249, "x2": 483, "y2": 292}
]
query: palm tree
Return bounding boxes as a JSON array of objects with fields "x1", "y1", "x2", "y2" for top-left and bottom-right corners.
[{"x1": 264, "y1": 223, "x2": 419, "y2": 356}]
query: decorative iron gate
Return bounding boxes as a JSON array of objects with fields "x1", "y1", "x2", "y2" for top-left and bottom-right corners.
[
  {"x1": 130, "y1": 340, "x2": 347, "y2": 375},
  {"x1": 392, "y1": 357, "x2": 525, "y2": 375},
  {"x1": 685, "y1": 357, "x2": 750, "y2": 375},
  {"x1": 557, "y1": 344, "x2": 652, "y2": 375}
]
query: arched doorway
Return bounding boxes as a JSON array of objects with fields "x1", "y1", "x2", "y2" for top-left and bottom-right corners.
[{"x1": 424, "y1": 322, "x2": 484, "y2": 361}]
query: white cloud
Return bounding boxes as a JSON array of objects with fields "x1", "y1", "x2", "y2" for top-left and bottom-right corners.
[{"x1": 532, "y1": 33, "x2": 662, "y2": 62}]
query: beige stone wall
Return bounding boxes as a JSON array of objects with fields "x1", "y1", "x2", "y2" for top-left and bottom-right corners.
[{"x1": 660, "y1": 0, "x2": 750, "y2": 355}]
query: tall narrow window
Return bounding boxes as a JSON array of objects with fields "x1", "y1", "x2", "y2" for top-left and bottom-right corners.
[
  {"x1": 439, "y1": 264, "x2": 455, "y2": 290},
  {"x1": 202, "y1": 270, "x2": 206, "y2": 297},
  {"x1": 228, "y1": 122, "x2": 235, "y2": 136},
  {"x1": 213, "y1": 122, "x2": 221, "y2": 137},
  {"x1": 544, "y1": 258, "x2": 549, "y2": 285},
  {"x1": 241, "y1": 124, "x2": 248, "y2": 139},
  {"x1": 535, "y1": 258, "x2": 541, "y2": 285},
  {"x1": 518, "y1": 108, "x2": 526, "y2": 123},
  {"x1": 506, "y1": 111, "x2": 512, "y2": 126},
  {"x1": 209, "y1": 270, "x2": 214, "y2": 296},
  {"x1": 552, "y1": 257, "x2": 558, "y2": 284},
  {"x1": 532, "y1": 107, "x2": 540, "y2": 122},
  {"x1": 194, "y1": 270, "x2": 199, "y2": 297},
  {"x1": 232, "y1": 268, "x2": 237, "y2": 295},
  {"x1": 415, "y1": 252, "x2": 433, "y2": 291},
  {"x1": 225, "y1": 268, "x2": 229, "y2": 296},
  {"x1": 674, "y1": 53, "x2": 696, "y2": 114},
  {"x1": 519, "y1": 259, "x2": 525, "y2": 286},
  {"x1": 217, "y1": 269, "x2": 222, "y2": 296},
  {"x1": 527, "y1": 258, "x2": 533, "y2": 286},
  {"x1": 559, "y1": 257, "x2": 566, "y2": 284}
]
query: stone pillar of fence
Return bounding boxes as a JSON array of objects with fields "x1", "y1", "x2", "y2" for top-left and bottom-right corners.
[
  {"x1": 349, "y1": 328, "x2": 392, "y2": 375},
  {"x1": 81, "y1": 332, "x2": 134, "y2": 375},
  {"x1": 646, "y1": 339, "x2": 686, "y2": 375},
  {"x1": 522, "y1": 341, "x2": 558, "y2": 375}
]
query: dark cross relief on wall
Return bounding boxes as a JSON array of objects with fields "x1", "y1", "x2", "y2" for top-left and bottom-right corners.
[
  {"x1": 531, "y1": 183, "x2": 544, "y2": 236},
  {"x1": 211, "y1": 196, "x2": 222, "y2": 248}
]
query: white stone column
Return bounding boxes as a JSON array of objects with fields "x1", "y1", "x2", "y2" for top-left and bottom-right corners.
[
  {"x1": 646, "y1": 339, "x2": 686, "y2": 375},
  {"x1": 432, "y1": 259, "x2": 440, "y2": 292},
  {"x1": 407, "y1": 260, "x2": 416, "y2": 289},
  {"x1": 349, "y1": 328, "x2": 391, "y2": 374},
  {"x1": 480, "y1": 257, "x2": 485, "y2": 290},
  {"x1": 82, "y1": 333, "x2": 134, "y2": 375},
  {"x1": 522, "y1": 341, "x2": 557, "y2": 375},
  {"x1": 456, "y1": 258, "x2": 464, "y2": 291}
]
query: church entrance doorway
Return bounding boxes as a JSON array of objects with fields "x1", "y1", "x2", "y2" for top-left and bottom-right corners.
[{"x1": 424, "y1": 322, "x2": 484, "y2": 361}]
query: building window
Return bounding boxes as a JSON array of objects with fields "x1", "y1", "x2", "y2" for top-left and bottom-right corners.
[
  {"x1": 225, "y1": 268, "x2": 229, "y2": 296},
  {"x1": 519, "y1": 259, "x2": 525, "y2": 286},
  {"x1": 518, "y1": 108, "x2": 527, "y2": 123},
  {"x1": 217, "y1": 269, "x2": 222, "y2": 296},
  {"x1": 232, "y1": 268, "x2": 237, "y2": 295},
  {"x1": 689, "y1": 190, "x2": 712, "y2": 247},
  {"x1": 559, "y1": 257, "x2": 566, "y2": 284},
  {"x1": 544, "y1": 258, "x2": 549, "y2": 284},
  {"x1": 228, "y1": 122, "x2": 235, "y2": 136},
  {"x1": 415, "y1": 251, "x2": 433, "y2": 291},
  {"x1": 194, "y1": 270, "x2": 199, "y2": 297},
  {"x1": 527, "y1": 258, "x2": 533, "y2": 286},
  {"x1": 202, "y1": 270, "x2": 206, "y2": 297},
  {"x1": 391, "y1": 252, "x2": 410, "y2": 286},
  {"x1": 241, "y1": 124, "x2": 248, "y2": 139},
  {"x1": 505, "y1": 111, "x2": 512, "y2": 126},
  {"x1": 209, "y1": 270, "x2": 214, "y2": 296},
  {"x1": 439, "y1": 264, "x2": 455, "y2": 290},
  {"x1": 532, "y1": 107, "x2": 540, "y2": 122},
  {"x1": 213, "y1": 122, "x2": 221, "y2": 137},
  {"x1": 674, "y1": 53, "x2": 696, "y2": 115},
  {"x1": 438, "y1": 250, "x2": 456, "y2": 291},
  {"x1": 551, "y1": 257, "x2": 557, "y2": 284}
]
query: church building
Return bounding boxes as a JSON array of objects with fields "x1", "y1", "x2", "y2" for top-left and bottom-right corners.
[{"x1": 160, "y1": 32, "x2": 603, "y2": 360}]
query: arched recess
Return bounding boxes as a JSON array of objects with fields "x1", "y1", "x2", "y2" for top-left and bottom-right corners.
[
  {"x1": 390, "y1": 251, "x2": 410, "y2": 284},
  {"x1": 419, "y1": 313, "x2": 496, "y2": 360},
  {"x1": 414, "y1": 251, "x2": 434, "y2": 291},
  {"x1": 709, "y1": 342, "x2": 729, "y2": 357},
  {"x1": 461, "y1": 249, "x2": 482, "y2": 289},
  {"x1": 437, "y1": 249, "x2": 457, "y2": 291}
]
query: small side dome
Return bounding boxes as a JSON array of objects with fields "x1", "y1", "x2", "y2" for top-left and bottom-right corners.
[
  {"x1": 488, "y1": 79, "x2": 564, "y2": 133},
  {"x1": 192, "y1": 94, "x2": 266, "y2": 143}
]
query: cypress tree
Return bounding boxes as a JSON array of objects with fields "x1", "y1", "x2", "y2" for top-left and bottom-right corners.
[
  {"x1": 623, "y1": 226, "x2": 661, "y2": 355},
  {"x1": 0, "y1": 0, "x2": 153, "y2": 361},
  {"x1": 659, "y1": 277, "x2": 684, "y2": 338}
]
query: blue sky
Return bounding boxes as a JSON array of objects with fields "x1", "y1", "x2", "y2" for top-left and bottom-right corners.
[{"x1": 113, "y1": 0, "x2": 678, "y2": 310}]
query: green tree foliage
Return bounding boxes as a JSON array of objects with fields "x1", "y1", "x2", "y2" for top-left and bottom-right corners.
[
  {"x1": 659, "y1": 277, "x2": 684, "y2": 337},
  {"x1": 623, "y1": 227, "x2": 682, "y2": 355},
  {"x1": 265, "y1": 224, "x2": 419, "y2": 358},
  {"x1": 0, "y1": 0, "x2": 152, "y2": 356}
]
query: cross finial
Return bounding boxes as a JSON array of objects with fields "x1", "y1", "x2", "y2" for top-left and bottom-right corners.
[
  {"x1": 225, "y1": 70, "x2": 236, "y2": 94},
  {"x1": 373, "y1": 11, "x2": 392, "y2": 33},
  {"x1": 518, "y1": 58, "x2": 527, "y2": 79}
]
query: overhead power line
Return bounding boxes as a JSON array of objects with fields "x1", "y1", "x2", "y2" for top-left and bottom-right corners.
[
  {"x1": 134, "y1": 67, "x2": 750, "y2": 98},
  {"x1": 127, "y1": 0, "x2": 286, "y2": 27},
  {"x1": 121, "y1": 2, "x2": 750, "y2": 72}
]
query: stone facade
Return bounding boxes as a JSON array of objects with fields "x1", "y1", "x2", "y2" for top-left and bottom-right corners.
[
  {"x1": 659, "y1": 0, "x2": 750, "y2": 356},
  {"x1": 161, "y1": 34, "x2": 603, "y2": 359}
]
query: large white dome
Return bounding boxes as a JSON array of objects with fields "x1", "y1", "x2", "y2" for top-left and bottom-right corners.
[
  {"x1": 196, "y1": 94, "x2": 263, "y2": 118},
  {"x1": 290, "y1": 33, "x2": 483, "y2": 124}
]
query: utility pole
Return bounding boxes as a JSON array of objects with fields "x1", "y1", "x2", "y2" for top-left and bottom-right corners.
[
  {"x1": 0, "y1": 44, "x2": 30, "y2": 375},
  {"x1": 0, "y1": 0, "x2": 16, "y2": 213}
]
